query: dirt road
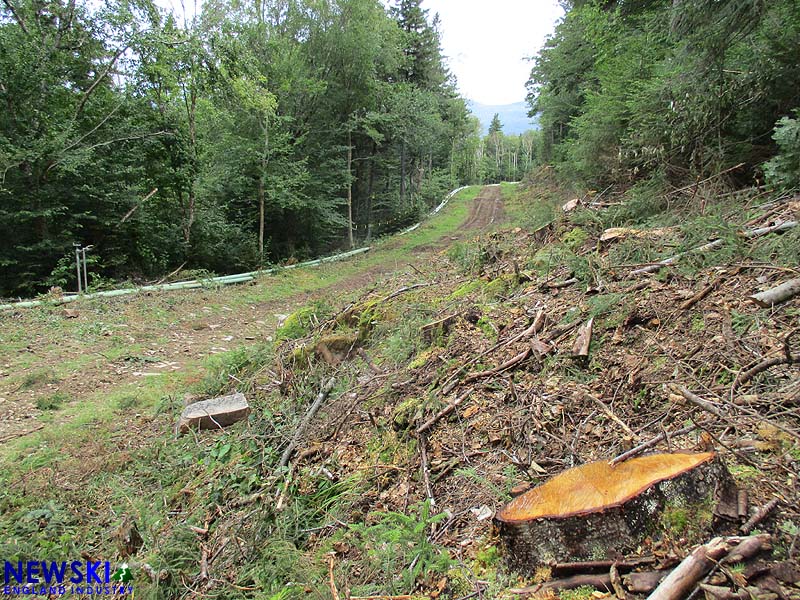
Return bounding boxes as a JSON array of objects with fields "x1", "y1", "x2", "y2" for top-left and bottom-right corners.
[
  {"x1": 458, "y1": 184, "x2": 506, "y2": 230},
  {"x1": 0, "y1": 186, "x2": 506, "y2": 444}
]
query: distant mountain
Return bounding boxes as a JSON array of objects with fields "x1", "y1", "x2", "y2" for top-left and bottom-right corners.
[{"x1": 467, "y1": 100, "x2": 538, "y2": 136}]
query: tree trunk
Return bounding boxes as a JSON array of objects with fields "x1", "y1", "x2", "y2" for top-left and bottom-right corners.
[
  {"x1": 258, "y1": 176, "x2": 265, "y2": 261},
  {"x1": 259, "y1": 115, "x2": 269, "y2": 263},
  {"x1": 400, "y1": 140, "x2": 407, "y2": 207},
  {"x1": 346, "y1": 128, "x2": 354, "y2": 249},
  {"x1": 495, "y1": 452, "x2": 737, "y2": 573},
  {"x1": 365, "y1": 143, "x2": 376, "y2": 242}
]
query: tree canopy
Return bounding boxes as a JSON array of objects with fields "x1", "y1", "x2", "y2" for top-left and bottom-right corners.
[
  {"x1": 0, "y1": 0, "x2": 476, "y2": 297},
  {"x1": 526, "y1": 0, "x2": 800, "y2": 187}
]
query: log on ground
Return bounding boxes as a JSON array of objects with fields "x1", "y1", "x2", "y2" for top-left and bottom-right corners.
[{"x1": 494, "y1": 452, "x2": 736, "y2": 573}]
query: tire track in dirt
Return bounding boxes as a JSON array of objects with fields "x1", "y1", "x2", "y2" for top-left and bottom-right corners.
[{"x1": 458, "y1": 184, "x2": 506, "y2": 230}]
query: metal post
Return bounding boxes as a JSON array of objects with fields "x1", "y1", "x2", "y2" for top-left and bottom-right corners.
[
  {"x1": 74, "y1": 243, "x2": 82, "y2": 293},
  {"x1": 81, "y1": 245, "x2": 93, "y2": 291}
]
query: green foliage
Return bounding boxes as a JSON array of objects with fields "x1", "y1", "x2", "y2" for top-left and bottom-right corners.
[
  {"x1": 527, "y1": 0, "x2": 800, "y2": 186},
  {"x1": 347, "y1": 501, "x2": 452, "y2": 592},
  {"x1": 0, "y1": 0, "x2": 474, "y2": 297},
  {"x1": 35, "y1": 392, "x2": 68, "y2": 411},
  {"x1": 764, "y1": 109, "x2": 800, "y2": 189}
]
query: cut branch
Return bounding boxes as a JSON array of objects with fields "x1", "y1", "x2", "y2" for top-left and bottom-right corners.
[
  {"x1": 749, "y1": 278, "x2": 800, "y2": 308},
  {"x1": 647, "y1": 535, "x2": 771, "y2": 600},
  {"x1": 278, "y1": 377, "x2": 336, "y2": 469},
  {"x1": 731, "y1": 352, "x2": 799, "y2": 392},
  {"x1": 416, "y1": 389, "x2": 472, "y2": 435},
  {"x1": 630, "y1": 221, "x2": 797, "y2": 276},
  {"x1": 740, "y1": 498, "x2": 780, "y2": 534}
]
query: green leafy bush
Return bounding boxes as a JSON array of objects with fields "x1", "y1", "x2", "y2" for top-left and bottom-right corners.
[{"x1": 764, "y1": 109, "x2": 800, "y2": 189}]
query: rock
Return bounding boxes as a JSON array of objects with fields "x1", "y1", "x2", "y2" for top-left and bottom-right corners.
[
  {"x1": 177, "y1": 392, "x2": 250, "y2": 434},
  {"x1": 562, "y1": 198, "x2": 580, "y2": 212},
  {"x1": 494, "y1": 452, "x2": 736, "y2": 573}
]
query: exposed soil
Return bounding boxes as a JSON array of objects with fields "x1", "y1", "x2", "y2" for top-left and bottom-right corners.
[{"x1": 458, "y1": 184, "x2": 505, "y2": 230}]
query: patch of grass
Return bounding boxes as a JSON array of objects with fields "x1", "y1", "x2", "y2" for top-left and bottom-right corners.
[
  {"x1": 35, "y1": 391, "x2": 68, "y2": 411},
  {"x1": 561, "y1": 586, "x2": 600, "y2": 600},
  {"x1": 19, "y1": 368, "x2": 59, "y2": 390},
  {"x1": 197, "y1": 344, "x2": 273, "y2": 397}
]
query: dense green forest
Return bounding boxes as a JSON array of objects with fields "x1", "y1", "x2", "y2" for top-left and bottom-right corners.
[
  {"x1": 0, "y1": 0, "x2": 534, "y2": 298},
  {"x1": 526, "y1": 0, "x2": 800, "y2": 190}
]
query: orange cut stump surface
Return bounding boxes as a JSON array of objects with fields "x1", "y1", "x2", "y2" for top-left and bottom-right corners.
[{"x1": 497, "y1": 452, "x2": 715, "y2": 523}]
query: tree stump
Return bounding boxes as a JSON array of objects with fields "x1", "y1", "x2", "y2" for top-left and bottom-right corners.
[{"x1": 494, "y1": 452, "x2": 736, "y2": 572}]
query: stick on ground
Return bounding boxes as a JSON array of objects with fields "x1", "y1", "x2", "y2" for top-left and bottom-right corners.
[{"x1": 278, "y1": 377, "x2": 336, "y2": 469}]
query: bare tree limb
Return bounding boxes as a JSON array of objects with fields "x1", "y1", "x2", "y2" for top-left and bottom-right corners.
[{"x1": 2, "y1": 0, "x2": 28, "y2": 33}]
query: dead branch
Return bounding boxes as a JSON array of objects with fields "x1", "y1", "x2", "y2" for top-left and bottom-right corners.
[
  {"x1": 586, "y1": 394, "x2": 637, "y2": 440},
  {"x1": 278, "y1": 377, "x2": 336, "y2": 469},
  {"x1": 326, "y1": 554, "x2": 341, "y2": 600},
  {"x1": 740, "y1": 498, "x2": 781, "y2": 534},
  {"x1": 119, "y1": 188, "x2": 158, "y2": 225},
  {"x1": 416, "y1": 389, "x2": 472, "y2": 435},
  {"x1": 509, "y1": 573, "x2": 613, "y2": 595},
  {"x1": 439, "y1": 309, "x2": 546, "y2": 393},
  {"x1": 749, "y1": 278, "x2": 800, "y2": 308},
  {"x1": 75, "y1": 46, "x2": 128, "y2": 117},
  {"x1": 609, "y1": 424, "x2": 697, "y2": 466},
  {"x1": 349, "y1": 596, "x2": 412, "y2": 600},
  {"x1": 671, "y1": 385, "x2": 726, "y2": 420},
  {"x1": 379, "y1": 282, "x2": 431, "y2": 303},
  {"x1": 464, "y1": 346, "x2": 532, "y2": 382},
  {"x1": 731, "y1": 353, "x2": 799, "y2": 392},
  {"x1": 680, "y1": 276, "x2": 724, "y2": 311},
  {"x1": 551, "y1": 557, "x2": 656, "y2": 575},
  {"x1": 723, "y1": 533, "x2": 772, "y2": 563},
  {"x1": 624, "y1": 570, "x2": 669, "y2": 594},
  {"x1": 0, "y1": 423, "x2": 45, "y2": 443},
  {"x1": 419, "y1": 434, "x2": 435, "y2": 507},
  {"x1": 647, "y1": 535, "x2": 770, "y2": 600},
  {"x1": 630, "y1": 220, "x2": 797, "y2": 276},
  {"x1": 666, "y1": 163, "x2": 746, "y2": 197},
  {"x1": 698, "y1": 584, "x2": 749, "y2": 600}
]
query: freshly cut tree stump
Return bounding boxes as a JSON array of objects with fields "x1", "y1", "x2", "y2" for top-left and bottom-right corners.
[{"x1": 495, "y1": 452, "x2": 736, "y2": 572}]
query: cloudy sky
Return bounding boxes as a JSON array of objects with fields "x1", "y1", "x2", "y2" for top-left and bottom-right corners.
[{"x1": 424, "y1": 0, "x2": 564, "y2": 105}]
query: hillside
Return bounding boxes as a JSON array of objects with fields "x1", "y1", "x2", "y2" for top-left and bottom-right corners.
[
  {"x1": 2, "y1": 180, "x2": 798, "y2": 599},
  {"x1": 467, "y1": 100, "x2": 537, "y2": 135}
]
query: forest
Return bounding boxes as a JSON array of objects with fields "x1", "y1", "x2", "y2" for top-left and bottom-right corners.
[
  {"x1": 527, "y1": 0, "x2": 800, "y2": 192},
  {"x1": 0, "y1": 0, "x2": 534, "y2": 298}
]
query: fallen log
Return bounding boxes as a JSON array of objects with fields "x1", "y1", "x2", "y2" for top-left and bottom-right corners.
[
  {"x1": 495, "y1": 452, "x2": 736, "y2": 572},
  {"x1": 749, "y1": 278, "x2": 800, "y2": 308}
]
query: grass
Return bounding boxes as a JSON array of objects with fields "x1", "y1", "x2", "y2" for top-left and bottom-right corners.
[{"x1": 0, "y1": 185, "x2": 484, "y2": 599}]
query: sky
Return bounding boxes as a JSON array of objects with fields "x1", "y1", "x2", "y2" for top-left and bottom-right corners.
[{"x1": 423, "y1": 0, "x2": 564, "y2": 106}]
